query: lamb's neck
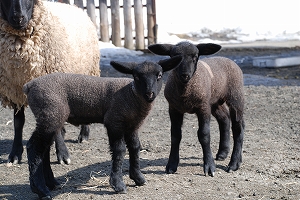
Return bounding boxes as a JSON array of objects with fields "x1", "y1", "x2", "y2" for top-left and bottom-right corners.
[{"x1": 130, "y1": 82, "x2": 153, "y2": 116}]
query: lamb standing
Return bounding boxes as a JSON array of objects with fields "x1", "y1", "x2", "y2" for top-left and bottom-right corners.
[
  {"x1": 24, "y1": 56, "x2": 183, "y2": 199},
  {"x1": 148, "y1": 41, "x2": 245, "y2": 176},
  {"x1": 0, "y1": 0, "x2": 100, "y2": 164}
]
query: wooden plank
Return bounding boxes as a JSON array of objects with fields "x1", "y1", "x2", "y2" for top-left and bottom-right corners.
[
  {"x1": 99, "y1": 0, "x2": 110, "y2": 42},
  {"x1": 86, "y1": 0, "x2": 97, "y2": 26},
  {"x1": 123, "y1": 0, "x2": 134, "y2": 49},
  {"x1": 134, "y1": 0, "x2": 145, "y2": 50}
]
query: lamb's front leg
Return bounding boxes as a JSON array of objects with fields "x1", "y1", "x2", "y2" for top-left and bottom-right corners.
[
  {"x1": 196, "y1": 111, "x2": 215, "y2": 177},
  {"x1": 108, "y1": 133, "x2": 127, "y2": 193},
  {"x1": 124, "y1": 131, "x2": 145, "y2": 186},
  {"x1": 166, "y1": 107, "x2": 184, "y2": 174}
]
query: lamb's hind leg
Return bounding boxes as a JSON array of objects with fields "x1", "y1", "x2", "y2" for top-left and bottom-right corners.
[
  {"x1": 55, "y1": 127, "x2": 71, "y2": 165},
  {"x1": 166, "y1": 107, "x2": 184, "y2": 174},
  {"x1": 27, "y1": 129, "x2": 56, "y2": 199},
  {"x1": 125, "y1": 131, "x2": 145, "y2": 186},
  {"x1": 78, "y1": 125, "x2": 90, "y2": 143},
  {"x1": 212, "y1": 104, "x2": 231, "y2": 161},
  {"x1": 227, "y1": 107, "x2": 245, "y2": 172},
  {"x1": 8, "y1": 107, "x2": 25, "y2": 164},
  {"x1": 196, "y1": 111, "x2": 215, "y2": 177}
]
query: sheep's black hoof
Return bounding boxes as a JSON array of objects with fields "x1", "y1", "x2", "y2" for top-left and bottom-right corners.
[
  {"x1": 78, "y1": 135, "x2": 89, "y2": 143},
  {"x1": 7, "y1": 146, "x2": 24, "y2": 164},
  {"x1": 129, "y1": 170, "x2": 146, "y2": 186},
  {"x1": 57, "y1": 157, "x2": 71, "y2": 165},
  {"x1": 41, "y1": 196, "x2": 52, "y2": 200},
  {"x1": 110, "y1": 175, "x2": 127, "y2": 194},
  {"x1": 203, "y1": 162, "x2": 216, "y2": 177},
  {"x1": 226, "y1": 162, "x2": 241, "y2": 173},
  {"x1": 166, "y1": 164, "x2": 177, "y2": 174},
  {"x1": 57, "y1": 153, "x2": 71, "y2": 165}
]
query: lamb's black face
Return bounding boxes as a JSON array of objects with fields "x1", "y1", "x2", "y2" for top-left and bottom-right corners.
[
  {"x1": 0, "y1": 0, "x2": 35, "y2": 30},
  {"x1": 148, "y1": 41, "x2": 221, "y2": 84},
  {"x1": 170, "y1": 42, "x2": 199, "y2": 83},
  {"x1": 133, "y1": 62, "x2": 163, "y2": 102}
]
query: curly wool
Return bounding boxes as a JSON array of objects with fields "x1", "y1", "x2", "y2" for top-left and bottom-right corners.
[{"x1": 0, "y1": 0, "x2": 100, "y2": 109}]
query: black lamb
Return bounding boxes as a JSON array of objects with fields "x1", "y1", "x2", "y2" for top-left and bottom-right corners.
[
  {"x1": 148, "y1": 41, "x2": 245, "y2": 176},
  {"x1": 23, "y1": 56, "x2": 183, "y2": 199}
]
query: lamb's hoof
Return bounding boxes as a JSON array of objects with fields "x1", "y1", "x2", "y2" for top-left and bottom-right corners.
[
  {"x1": 41, "y1": 196, "x2": 52, "y2": 200},
  {"x1": 78, "y1": 135, "x2": 89, "y2": 143},
  {"x1": 129, "y1": 171, "x2": 146, "y2": 186},
  {"x1": 166, "y1": 169, "x2": 176, "y2": 174},
  {"x1": 7, "y1": 155, "x2": 20, "y2": 165},
  {"x1": 226, "y1": 164, "x2": 240, "y2": 173},
  {"x1": 165, "y1": 165, "x2": 177, "y2": 174},
  {"x1": 58, "y1": 157, "x2": 71, "y2": 165},
  {"x1": 205, "y1": 171, "x2": 215, "y2": 177},
  {"x1": 110, "y1": 176, "x2": 127, "y2": 194}
]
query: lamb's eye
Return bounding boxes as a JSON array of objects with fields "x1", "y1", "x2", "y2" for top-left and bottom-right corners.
[
  {"x1": 134, "y1": 75, "x2": 139, "y2": 81},
  {"x1": 157, "y1": 73, "x2": 162, "y2": 80},
  {"x1": 193, "y1": 56, "x2": 198, "y2": 62}
]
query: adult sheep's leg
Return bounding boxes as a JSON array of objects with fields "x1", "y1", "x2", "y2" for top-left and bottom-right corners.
[
  {"x1": 107, "y1": 130, "x2": 127, "y2": 193},
  {"x1": 227, "y1": 107, "x2": 245, "y2": 172},
  {"x1": 55, "y1": 127, "x2": 71, "y2": 164},
  {"x1": 78, "y1": 125, "x2": 90, "y2": 143},
  {"x1": 27, "y1": 129, "x2": 56, "y2": 199},
  {"x1": 212, "y1": 104, "x2": 231, "y2": 161},
  {"x1": 196, "y1": 110, "x2": 215, "y2": 177},
  {"x1": 166, "y1": 107, "x2": 184, "y2": 174},
  {"x1": 8, "y1": 107, "x2": 25, "y2": 164},
  {"x1": 124, "y1": 131, "x2": 145, "y2": 186}
]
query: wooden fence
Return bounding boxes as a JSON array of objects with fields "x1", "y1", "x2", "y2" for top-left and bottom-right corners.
[{"x1": 56, "y1": 0, "x2": 157, "y2": 50}]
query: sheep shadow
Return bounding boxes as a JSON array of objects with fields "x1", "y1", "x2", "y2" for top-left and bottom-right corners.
[
  {"x1": 0, "y1": 139, "x2": 29, "y2": 164},
  {"x1": 0, "y1": 151, "x2": 231, "y2": 199}
]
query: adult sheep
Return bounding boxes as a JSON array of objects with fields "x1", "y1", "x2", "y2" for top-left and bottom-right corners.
[
  {"x1": 148, "y1": 41, "x2": 245, "y2": 176},
  {"x1": 0, "y1": 0, "x2": 100, "y2": 164}
]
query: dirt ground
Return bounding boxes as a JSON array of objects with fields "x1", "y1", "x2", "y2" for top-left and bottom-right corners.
[{"x1": 1, "y1": 45, "x2": 300, "y2": 200}]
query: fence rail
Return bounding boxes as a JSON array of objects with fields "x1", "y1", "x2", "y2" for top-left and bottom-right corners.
[{"x1": 53, "y1": 0, "x2": 157, "y2": 50}]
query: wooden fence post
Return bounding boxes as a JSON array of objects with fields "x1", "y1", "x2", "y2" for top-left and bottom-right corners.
[
  {"x1": 74, "y1": 0, "x2": 84, "y2": 9},
  {"x1": 86, "y1": 0, "x2": 97, "y2": 26},
  {"x1": 134, "y1": 0, "x2": 145, "y2": 50},
  {"x1": 111, "y1": 0, "x2": 121, "y2": 47},
  {"x1": 147, "y1": 0, "x2": 156, "y2": 45},
  {"x1": 99, "y1": 0, "x2": 110, "y2": 42},
  {"x1": 123, "y1": 0, "x2": 134, "y2": 49}
]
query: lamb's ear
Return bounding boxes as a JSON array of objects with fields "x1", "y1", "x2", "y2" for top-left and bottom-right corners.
[
  {"x1": 110, "y1": 61, "x2": 138, "y2": 74},
  {"x1": 158, "y1": 55, "x2": 183, "y2": 72},
  {"x1": 148, "y1": 44, "x2": 173, "y2": 56},
  {"x1": 196, "y1": 43, "x2": 222, "y2": 56}
]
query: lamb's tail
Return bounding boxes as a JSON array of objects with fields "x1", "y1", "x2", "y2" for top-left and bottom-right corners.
[{"x1": 23, "y1": 82, "x2": 31, "y2": 95}]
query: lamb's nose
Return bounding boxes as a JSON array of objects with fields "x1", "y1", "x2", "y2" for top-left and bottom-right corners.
[
  {"x1": 13, "y1": 15, "x2": 24, "y2": 24},
  {"x1": 146, "y1": 92, "x2": 154, "y2": 99},
  {"x1": 181, "y1": 74, "x2": 190, "y2": 81}
]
